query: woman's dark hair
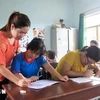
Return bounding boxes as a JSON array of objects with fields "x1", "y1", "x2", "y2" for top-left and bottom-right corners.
[
  {"x1": 85, "y1": 46, "x2": 100, "y2": 62},
  {"x1": 0, "y1": 11, "x2": 31, "y2": 31},
  {"x1": 27, "y1": 38, "x2": 46, "y2": 56},
  {"x1": 46, "y1": 50, "x2": 55, "y2": 60}
]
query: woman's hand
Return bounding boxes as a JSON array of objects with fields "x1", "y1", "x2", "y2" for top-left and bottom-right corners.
[
  {"x1": 17, "y1": 76, "x2": 38, "y2": 87},
  {"x1": 17, "y1": 79, "x2": 30, "y2": 87}
]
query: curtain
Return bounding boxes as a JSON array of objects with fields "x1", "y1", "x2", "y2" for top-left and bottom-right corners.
[{"x1": 78, "y1": 14, "x2": 85, "y2": 49}]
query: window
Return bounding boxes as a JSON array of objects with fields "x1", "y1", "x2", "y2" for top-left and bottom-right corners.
[{"x1": 84, "y1": 12, "x2": 100, "y2": 47}]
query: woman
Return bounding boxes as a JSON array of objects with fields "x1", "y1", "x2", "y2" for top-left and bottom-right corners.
[{"x1": 0, "y1": 11, "x2": 31, "y2": 99}]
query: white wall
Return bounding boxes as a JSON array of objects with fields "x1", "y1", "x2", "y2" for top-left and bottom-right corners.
[
  {"x1": 0, "y1": 0, "x2": 74, "y2": 49},
  {"x1": 1, "y1": 0, "x2": 100, "y2": 49},
  {"x1": 73, "y1": 0, "x2": 100, "y2": 28}
]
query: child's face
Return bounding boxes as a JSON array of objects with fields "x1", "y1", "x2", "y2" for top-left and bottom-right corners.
[
  {"x1": 27, "y1": 49, "x2": 40, "y2": 59},
  {"x1": 46, "y1": 57, "x2": 55, "y2": 63},
  {"x1": 84, "y1": 56, "x2": 96, "y2": 66},
  {"x1": 90, "y1": 42, "x2": 96, "y2": 46}
]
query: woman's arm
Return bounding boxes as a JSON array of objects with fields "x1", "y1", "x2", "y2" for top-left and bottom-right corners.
[
  {"x1": 14, "y1": 73, "x2": 38, "y2": 82},
  {"x1": 0, "y1": 64, "x2": 29, "y2": 87}
]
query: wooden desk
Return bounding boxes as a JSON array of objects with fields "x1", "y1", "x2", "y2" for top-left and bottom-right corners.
[{"x1": 2, "y1": 80, "x2": 100, "y2": 100}]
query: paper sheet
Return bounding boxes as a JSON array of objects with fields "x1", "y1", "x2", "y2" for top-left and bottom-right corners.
[
  {"x1": 28, "y1": 80, "x2": 59, "y2": 89},
  {"x1": 70, "y1": 76, "x2": 100, "y2": 83},
  {"x1": 90, "y1": 76, "x2": 100, "y2": 81}
]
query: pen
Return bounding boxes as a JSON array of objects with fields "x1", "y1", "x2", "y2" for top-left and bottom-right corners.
[
  {"x1": 87, "y1": 65, "x2": 91, "y2": 70},
  {"x1": 39, "y1": 75, "x2": 42, "y2": 78},
  {"x1": 19, "y1": 73, "x2": 25, "y2": 79}
]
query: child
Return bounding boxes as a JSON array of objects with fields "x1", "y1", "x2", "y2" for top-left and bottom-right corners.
[
  {"x1": 11, "y1": 38, "x2": 68, "y2": 82},
  {"x1": 52, "y1": 46, "x2": 100, "y2": 79},
  {"x1": 40, "y1": 50, "x2": 58, "y2": 79},
  {"x1": 90, "y1": 40, "x2": 98, "y2": 47}
]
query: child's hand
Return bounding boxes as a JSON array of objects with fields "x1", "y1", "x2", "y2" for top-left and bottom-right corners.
[
  {"x1": 25, "y1": 76, "x2": 38, "y2": 83},
  {"x1": 59, "y1": 76, "x2": 69, "y2": 82},
  {"x1": 29, "y1": 76, "x2": 39, "y2": 82},
  {"x1": 95, "y1": 70, "x2": 100, "y2": 77},
  {"x1": 83, "y1": 70, "x2": 94, "y2": 77}
]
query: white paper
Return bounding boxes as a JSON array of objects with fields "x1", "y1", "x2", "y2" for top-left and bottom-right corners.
[
  {"x1": 70, "y1": 77, "x2": 92, "y2": 83},
  {"x1": 70, "y1": 76, "x2": 100, "y2": 83},
  {"x1": 28, "y1": 80, "x2": 59, "y2": 89},
  {"x1": 89, "y1": 96, "x2": 100, "y2": 100},
  {"x1": 90, "y1": 76, "x2": 100, "y2": 81}
]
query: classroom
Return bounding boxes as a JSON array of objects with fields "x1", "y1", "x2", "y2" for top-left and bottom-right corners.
[{"x1": 0, "y1": 0, "x2": 100, "y2": 100}]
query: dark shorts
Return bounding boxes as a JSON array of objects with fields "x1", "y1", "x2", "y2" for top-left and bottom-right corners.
[{"x1": 0, "y1": 78, "x2": 9, "y2": 100}]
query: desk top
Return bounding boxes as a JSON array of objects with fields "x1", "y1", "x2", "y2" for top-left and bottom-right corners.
[{"x1": 2, "y1": 80, "x2": 100, "y2": 100}]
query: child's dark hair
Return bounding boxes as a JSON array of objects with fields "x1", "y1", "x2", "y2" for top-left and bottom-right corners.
[
  {"x1": 46, "y1": 50, "x2": 55, "y2": 60},
  {"x1": 0, "y1": 11, "x2": 31, "y2": 31},
  {"x1": 80, "y1": 46, "x2": 89, "y2": 52},
  {"x1": 86, "y1": 46, "x2": 100, "y2": 62},
  {"x1": 27, "y1": 38, "x2": 46, "y2": 56},
  {"x1": 90, "y1": 40, "x2": 98, "y2": 46}
]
